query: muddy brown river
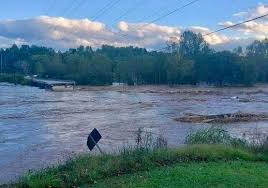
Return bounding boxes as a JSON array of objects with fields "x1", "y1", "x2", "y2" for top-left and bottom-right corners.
[{"x1": 1, "y1": 83, "x2": 268, "y2": 184}]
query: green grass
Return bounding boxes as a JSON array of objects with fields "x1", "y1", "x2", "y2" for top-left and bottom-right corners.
[
  {"x1": 0, "y1": 73, "x2": 30, "y2": 85},
  {"x1": 91, "y1": 161, "x2": 268, "y2": 188},
  {"x1": 185, "y1": 127, "x2": 247, "y2": 148},
  {"x1": 3, "y1": 126, "x2": 268, "y2": 188},
  {"x1": 5, "y1": 145, "x2": 267, "y2": 188},
  {"x1": 3, "y1": 122, "x2": 268, "y2": 188}
]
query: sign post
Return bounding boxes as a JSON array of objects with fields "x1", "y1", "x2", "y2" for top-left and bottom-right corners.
[{"x1": 87, "y1": 128, "x2": 104, "y2": 154}]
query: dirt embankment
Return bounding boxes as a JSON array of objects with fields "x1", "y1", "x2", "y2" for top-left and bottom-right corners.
[{"x1": 175, "y1": 112, "x2": 268, "y2": 124}]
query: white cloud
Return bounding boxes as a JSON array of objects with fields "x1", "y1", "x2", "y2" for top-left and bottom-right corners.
[
  {"x1": 210, "y1": 3, "x2": 268, "y2": 49},
  {"x1": 0, "y1": 16, "x2": 119, "y2": 49},
  {"x1": 116, "y1": 21, "x2": 181, "y2": 49},
  {"x1": 213, "y1": 38, "x2": 255, "y2": 51},
  {"x1": 219, "y1": 19, "x2": 268, "y2": 37},
  {"x1": 232, "y1": 4, "x2": 268, "y2": 19},
  {"x1": 0, "y1": 16, "x2": 185, "y2": 50},
  {"x1": 117, "y1": 21, "x2": 129, "y2": 32},
  {"x1": 0, "y1": 15, "x2": 255, "y2": 50},
  {"x1": 0, "y1": 36, "x2": 27, "y2": 48},
  {"x1": 233, "y1": 11, "x2": 248, "y2": 17},
  {"x1": 191, "y1": 26, "x2": 230, "y2": 45},
  {"x1": 220, "y1": 4, "x2": 268, "y2": 36},
  {"x1": 250, "y1": 4, "x2": 268, "y2": 18}
]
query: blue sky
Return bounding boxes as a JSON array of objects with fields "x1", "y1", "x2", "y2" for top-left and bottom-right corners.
[
  {"x1": 1, "y1": 0, "x2": 263, "y2": 28},
  {"x1": 0, "y1": 0, "x2": 268, "y2": 50}
]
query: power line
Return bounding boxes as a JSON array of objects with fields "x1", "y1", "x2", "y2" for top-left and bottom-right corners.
[
  {"x1": 95, "y1": 0, "x2": 199, "y2": 50},
  {"x1": 203, "y1": 12, "x2": 268, "y2": 36},
  {"x1": 103, "y1": 0, "x2": 148, "y2": 43},
  {"x1": 58, "y1": 0, "x2": 122, "y2": 44},
  {"x1": 63, "y1": 0, "x2": 134, "y2": 45},
  {"x1": 82, "y1": 0, "x2": 198, "y2": 54},
  {"x1": 135, "y1": 0, "x2": 183, "y2": 23},
  {"x1": 91, "y1": 0, "x2": 115, "y2": 20},
  {"x1": 41, "y1": 0, "x2": 198, "y2": 48},
  {"x1": 92, "y1": 0, "x2": 122, "y2": 21},
  {"x1": 61, "y1": 0, "x2": 80, "y2": 16},
  {"x1": 118, "y1": 0, "x2": 200, "y2": 39},
  {"x1": 67, "y1": 0, "x2": 88, "y2": 17},
  {"x1": 42, "y1": 0, "x2": 79, "y2": 18},
  {"x1": 74, "y1": 0, "x2": 142, "y2": 47},
  {"x1": 35, "y1": 0, "x2": 87, "y2": 44},
  {"x1": 39, "y1": 0, "x2": 199, "y2": 50},
  {"x1": 111, "y1": 0, "x2": 146, "y2": 24},
  {"x1": 43, "y1": 0, "x2": 57, "y2": 15},
  {"x1": 148, "y1": 0, "x2": 201, "y2": 25},
  {"x1": 156, "y1": 12, "x2": 268, "y2": 52},
  {"x1": 91, "y1": 1, "x2": 112, "y2": 20}
]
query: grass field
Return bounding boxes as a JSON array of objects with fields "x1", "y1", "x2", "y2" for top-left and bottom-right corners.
[
  {"x1": 2, "y1": 144, "x2": 267, "y2": 188},
  {"x1": 91, "y1": 161, "x2": 268, "y2": 188},
  {"x1": 3, "y1": 128, "x2": 268, "y2": 188}
]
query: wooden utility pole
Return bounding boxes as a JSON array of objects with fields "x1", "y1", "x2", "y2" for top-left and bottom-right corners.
[{"x1": 0, "y1": 52, "x2": 2, "y2": 76}]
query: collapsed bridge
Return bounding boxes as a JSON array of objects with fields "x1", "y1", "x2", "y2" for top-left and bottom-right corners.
[{"x1": 26, "y1": 77, "x2": 76, "y2": 91}]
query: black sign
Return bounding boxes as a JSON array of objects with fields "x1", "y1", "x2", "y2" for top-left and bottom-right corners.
[{"x1": 87, "y1": 128, "x2": 102, "y2": 151}]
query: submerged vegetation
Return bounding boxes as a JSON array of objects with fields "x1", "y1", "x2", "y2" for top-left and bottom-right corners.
[
  {"x1": 3, "y1": 128, "x2": 268, "y2": 188},
  {"x1": 2, "y1": 31, "x2": 268, "y2": 86}
]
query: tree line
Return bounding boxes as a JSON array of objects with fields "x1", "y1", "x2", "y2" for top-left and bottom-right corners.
[{"x1": 1, "y1": 31, "x2": 268, "y2": 86}]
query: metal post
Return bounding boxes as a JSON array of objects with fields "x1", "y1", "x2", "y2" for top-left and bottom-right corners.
[
  {"x1": 89, "y1": 135, "x2": 105, "y2": 154},
  {"x1": 0, "y1": 53, "x2": 2, "y2": 75}
]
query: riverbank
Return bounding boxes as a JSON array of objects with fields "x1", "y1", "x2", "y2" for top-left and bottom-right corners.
[
  {"x1": 4, "y1": 127, "x2": 268, "y2": 187},
  {"x1": 2, "y1": 74, "x2": 268, "y2": 95},
  {"x1": 0, "y1": 74, "x2": 30, "y2": 85},
  {"x1": 3, "y1": 144, "x2": 268, "y2": 188},
  {"x1": 76, "y1": 84, "x2": 268, "y2": 95}
]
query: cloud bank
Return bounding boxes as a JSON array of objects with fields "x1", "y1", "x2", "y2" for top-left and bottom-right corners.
[
  {"x1": 0, "y1": 16, "x2": 182, "y2": 50},
  {"x1": 0, "y1": 16, "x2": 229, "y2": 50}
]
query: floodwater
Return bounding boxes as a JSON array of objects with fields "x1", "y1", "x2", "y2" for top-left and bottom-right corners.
[{"x1": 1, "y1": 83, "x2": 268, "y2": 184}]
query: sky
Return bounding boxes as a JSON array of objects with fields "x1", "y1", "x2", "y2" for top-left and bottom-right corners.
[{"x1": 0, "y1": 0, "x2": 268, "y2": 50}]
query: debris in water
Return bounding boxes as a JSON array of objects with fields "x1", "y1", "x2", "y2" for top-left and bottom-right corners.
[
  {"x1": 231, "y1": 96, "x2": 239, "y2": 100},
  {"x1": 175, "y1": 112, "x2": 268, "y2": 123},
  {"x1": 238, "y1": 98, "x2": 251, "y2": 103}
]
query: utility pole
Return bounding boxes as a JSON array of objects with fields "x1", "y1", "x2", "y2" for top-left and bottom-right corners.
[{"x1": 0, "y1": 52, "x2": 2, "y2": 76}]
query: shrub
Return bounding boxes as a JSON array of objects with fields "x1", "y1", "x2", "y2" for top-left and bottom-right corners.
[
  {"x1": 0, "y1": 73, "x2": 30, "y2": 85},
  {"x1": 134, "y1": 128, "x2": 167, "y2": 150},
  {"x1": 185, "y1": 127, "x2": 247, "y2": 147}
]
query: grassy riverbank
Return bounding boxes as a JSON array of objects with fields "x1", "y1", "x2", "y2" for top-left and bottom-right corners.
[
  {"x1": 3, "y1": 144, "x2": 268, "y2": 188},
  {"x1": 0, "y1": 74, "x2": 30, "y2": 85},
  {"x1": 2, "y1": 128, "x2": 268, "y2": 188},
  {"x1": 91, "y1": 161, "x2": 268, "y2": 188}
]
